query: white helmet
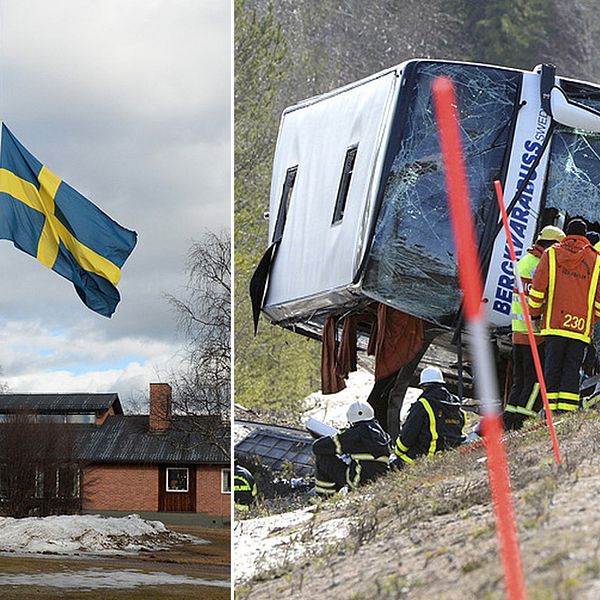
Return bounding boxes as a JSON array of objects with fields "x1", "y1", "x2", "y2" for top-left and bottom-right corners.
[
  {"x1": 346, "y1": 400, "x2": 374, "y2": 424},
  {"x1": 419, "y1": 366, "x2": 444, "y2": 386}
]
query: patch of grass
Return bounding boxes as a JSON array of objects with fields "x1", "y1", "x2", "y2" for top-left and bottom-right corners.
[
  {"x1": 461, "y1": 559, "x2": 483, "y2": 574},
  {"x1": 528, "y1": 583, "x2": 557, "y2": 600},
  {"x1": 580, "y1": 558, "x2": 600, "y2": 578},
  {"x1": 538, "y1": 549, "x2": 571, "y2": 571},
  {"x1": 241, "y1": 409, "x2": 600, "y2": 599},
  {"x1": 380, "y1": 573, "x2": 408, "y2": 595},
  {"x1": 559, "y1": 576, "x2": 583, "y2": 597},
  {"x1": 424, "y1": 545, "x2": 448, "y2": 561},
  {"x1": 470, "y1": 523, "x2": 493, "y2": 540},
  {"x1": 522, "y1": 517, "x2": 541, "y2": 530}
]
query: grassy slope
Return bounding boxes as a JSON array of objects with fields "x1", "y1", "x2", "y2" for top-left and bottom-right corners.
[{"x1": 238, "y1": 410, "x2": 600, "y2": 599}]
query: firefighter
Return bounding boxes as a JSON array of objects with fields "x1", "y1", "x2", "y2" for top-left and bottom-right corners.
[
  {"x1": 503, "y1": 225, "x2": 565, "y2": 430},
  {"x1": 393, "y1": 366, "x2": 466, "y2": 465},
  {"x1": 234, "y1": 464, "x2": 257, "y2": 511},
  {"x1": 529, "y1": 218, "x2": 600, "y2": 412},
  {"x1": 312, "y1": 400, "x2": 391, "y2": 495}
]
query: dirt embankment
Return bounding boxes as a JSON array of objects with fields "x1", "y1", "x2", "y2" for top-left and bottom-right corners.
[{"x1": 236, "y1": 411, "x2": 600, "y2": 599}]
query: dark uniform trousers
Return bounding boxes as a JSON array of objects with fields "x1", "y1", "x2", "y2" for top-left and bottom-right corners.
[
  {"x1": 315, "y1": 454, "x2": 359, "y2": 491},
  {"x1": 312, "y1": 420, "x2": 391, "y2": 495},
  {"x1": 543, "y1": 335, "x2": 587, "y2": 411},
  {"x1": 505, "y1": 343, "x2": 544, "y2": 427}
]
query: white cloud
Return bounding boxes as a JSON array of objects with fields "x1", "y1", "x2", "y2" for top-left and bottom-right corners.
[
  {"x1": 0, "y1": 319, "x2": 181, "y2": 398},
  {"x1": 0, "y1": 0, "x2": 230, "y2": 398}
]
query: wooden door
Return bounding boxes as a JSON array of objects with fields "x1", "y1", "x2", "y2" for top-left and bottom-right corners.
[{"x1": 158, "y1": 465, "x2": 196, "y2": 512}]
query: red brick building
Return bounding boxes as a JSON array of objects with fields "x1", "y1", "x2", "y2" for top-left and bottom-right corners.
[{"x1": 0, "y1": 383, "x2": 231, "y2": 526}]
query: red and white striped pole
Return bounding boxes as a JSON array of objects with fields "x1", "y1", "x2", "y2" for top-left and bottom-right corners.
[
  {"x1": 432, "y1": 76, "x2": 527, "y2": 600},
  {"x1": 494, "y1": 179, "x2": 561, "y2": 464}
]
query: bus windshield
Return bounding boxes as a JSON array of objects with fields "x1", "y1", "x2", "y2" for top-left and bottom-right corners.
[{"x1": 364, "y1": 61, "x2": 521, "y2": 326}]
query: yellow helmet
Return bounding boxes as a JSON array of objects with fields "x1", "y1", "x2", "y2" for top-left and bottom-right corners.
[{"x1": 538, "y1": 225, "x2": 565, "y2": 242}]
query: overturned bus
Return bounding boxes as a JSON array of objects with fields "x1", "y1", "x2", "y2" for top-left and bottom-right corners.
[{"x1": 251, "y1": 59, "x2": 600, "y2": 437}]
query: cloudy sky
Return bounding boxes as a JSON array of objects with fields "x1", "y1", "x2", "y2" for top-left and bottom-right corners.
[{"x1": 0, "y1": 0, "x2": 230, "y2": 405}]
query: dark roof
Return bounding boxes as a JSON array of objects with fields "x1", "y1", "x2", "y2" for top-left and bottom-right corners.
[
  {"x1": 235, "y1": 421, "x2": 313, "y2": 476},
  {"x1": 76, "y1": 415, "x2": 229, "y2": 465},
  {"x1": 0, "y1": 393, "x2": 123, "y2": 414}
]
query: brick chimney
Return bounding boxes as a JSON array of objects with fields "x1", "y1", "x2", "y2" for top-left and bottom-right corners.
[{"x1": 149, "y1": 383, "x2": 172, "y2": 432}]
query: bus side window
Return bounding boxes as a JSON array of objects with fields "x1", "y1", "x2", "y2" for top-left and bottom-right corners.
[
  {"x1": 332, "y1": 145, "x2": 358, "y2": 225},
  {"x1": 273, "y1": 166, "x2": 298, "y2": 243}
]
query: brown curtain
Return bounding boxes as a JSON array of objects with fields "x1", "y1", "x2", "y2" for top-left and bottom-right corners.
[
  {"x1": 337, "y1": 315, "x2": 357, "y2": 377},
  {"x1": 321, "y1": 316, "x2": 346, "y2": 394},
  {"x1": 373, "y1": 304, "x2": 425, "y2": 381}
]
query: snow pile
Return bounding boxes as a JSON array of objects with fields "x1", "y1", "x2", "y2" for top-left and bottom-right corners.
[
  {"x1": 302, "y1": 367, "x2": 422, "y2": 429},
  {"x1": 0, "y1": 514, "x2": 203, "y2": 555},
  {"x1": 234, "y1": 422, "x2": 253, "y2": 444},
  {"x1": 303, "y1": 369, "x2": 375, "y2": 430},
  {"x1": 234, "y1": 506, "x2": 354, "y2": 583}
]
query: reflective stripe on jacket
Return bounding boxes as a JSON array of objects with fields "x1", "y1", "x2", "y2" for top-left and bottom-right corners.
[
  {"x1": 394, "y1": 384, "x2": 466, "y2": 464},
  {"x1": 234, "y1": 465, "x2": 257, "y2": 508},
  {"x1": 313, "y1": 419, "x2": 391, "y2": 487},
  {"x1": 511, "y1": 245, "x2": 543, "y2": 345},
  {"x1": 529, "y1": 235, "x2": 600, "y2": 343}
]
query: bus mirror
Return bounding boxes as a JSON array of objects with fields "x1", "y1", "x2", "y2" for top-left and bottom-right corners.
[{"x1": 550, "y1": 86, "x2": 600, "y2": 133}]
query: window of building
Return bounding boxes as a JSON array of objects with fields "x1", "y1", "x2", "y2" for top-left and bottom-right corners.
[
  {"x1": 33, "y1": 415, "x2": 65, "y2": 424},
  {"x1": 35, "y1": 467, "x2": 45, "y2": 499},
  {"x1": 166, "y1": 467, "x2": 189, "y2": 493},
  {"x1": 66, "y1": 414, "x2": 95, "y2": 424},
  {"x1": 0, "y1": 465, "x2": 8, "y2": 499},
  {"x1": 221, "y1": 468, "x2": 231, "y2": 494},
  {"x1": 57, "y1": 465, "x2": 80, "y2": 498},
  {"x1": 332, "y1": 145, "x2": 358, "y2": 224},
  {"x1": 272, "y1": 166, "x2": 298, "y2": 243},
  {"x1": 72, "y1": 467, "x2": 81, "y2": 499}
]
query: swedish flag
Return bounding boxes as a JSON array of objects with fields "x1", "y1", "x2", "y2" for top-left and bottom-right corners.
[{"x1": 0, "y1": 123, "x2": 137, "y2": 317}]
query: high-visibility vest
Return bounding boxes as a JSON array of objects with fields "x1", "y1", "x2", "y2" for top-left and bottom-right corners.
[
  {"x1": 529, "y1": 237, "x2": 600, "y2": 343},
  {"x1": 511, "y1": 247, "x2": 543, "y2": 344},
  {"x1": 394, "y1": 393, "x2": 466, "y2": 464}
]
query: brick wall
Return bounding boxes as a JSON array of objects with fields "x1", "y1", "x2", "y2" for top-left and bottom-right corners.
[
  {"x1": 196, "y1": 464, "x2": 231, "y2": 517},
  {"x1": 83, "y1": 463, "x2": 231, "y2": 515},
  {"x1": 82, "y1": 464, "x2": 158, "y2": 512}
]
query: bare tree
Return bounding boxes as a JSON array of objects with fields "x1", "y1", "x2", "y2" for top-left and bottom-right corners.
[
  {"x1": 166, "y1": 229, "x2": 231, "y2": 455},
  {"x1": 0, "y1": 413, "x2": 81, "y2": 517},
  {"x1": 0, "y1": 366, "x2": 9, "y2": 394}
]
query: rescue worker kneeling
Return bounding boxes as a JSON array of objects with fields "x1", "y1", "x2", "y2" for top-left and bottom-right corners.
[
  {"x1": 394, "y1": 366, "x2": 466, "y2": 466},
  {"x1": 312, "y1": 401, "x2": 391, "y2": 495},
  {"x1": 234, "y1": 464, "x2": 257, "y2": 511}
]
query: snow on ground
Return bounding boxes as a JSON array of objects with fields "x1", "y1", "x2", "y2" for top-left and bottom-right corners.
[
  {"x1": 0, "y1": 514, "x2": 205, "y2": 555},
  {"x1": 0, "y1": 569, "x2": 230, "y2": 590},
  {"x1": 234, "y1": 422, "x2": 253, "y2": 444},
  {"x1": 234, "y1": 506, "x2": 354, "y2": 584},
  {"x1": 302, "y1": 367, "x2": 422, "y2": 429},
  {"x1": 302, "y1": 368, "x2": 375, "y2": 430},
  {"x1": 235, "y1": 369, "x2": 426, "y2": 585}
]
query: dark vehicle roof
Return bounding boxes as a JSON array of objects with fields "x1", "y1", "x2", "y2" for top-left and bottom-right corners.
[{"x1": 235, "y1": 420, "x2": 313, "y2": 476}]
